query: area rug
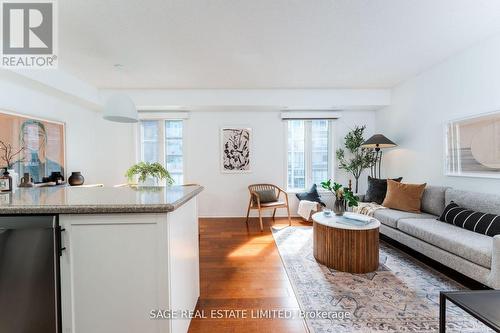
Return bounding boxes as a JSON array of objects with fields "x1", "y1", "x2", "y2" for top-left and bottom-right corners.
[{"x1": 272, "y1": 226, "x2": 492, "y2": 333}]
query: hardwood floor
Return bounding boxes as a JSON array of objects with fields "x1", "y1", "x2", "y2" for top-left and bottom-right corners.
[{"x1": 188, "y1": 217, "x2": 310, "y2": 333}]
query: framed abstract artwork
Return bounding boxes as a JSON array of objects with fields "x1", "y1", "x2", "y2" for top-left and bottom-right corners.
[
  {"x1": 221, "y1": 127, "x2": 251, "y2": 173},
  {"x1": 445, "y1": 111, "x2": 500, "y2": 178},
  {"x1": 0, "y1": 110, "x2": 66, "y2": 182}
]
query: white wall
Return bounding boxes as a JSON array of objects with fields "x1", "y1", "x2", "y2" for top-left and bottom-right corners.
[
  {"x1": 0, "y1": 71, "x2": 133, "y2": 186},
  {"x1": 0, "y1": 72, "x2": 378, "y2": 216},
  {"x1": 102, "y1": 88, "x2": 381, "y2": 217},
  {"x1": 184, "y1": 110, "x2": 376, "y2": 217},
  {"x1": 101, "y1": 89, "x2": 390, "y2": 110},
  {"x1": 93, "y1": 118, "x2": 136, "y2": 186},
  {"x1": 376, "y1": 33, "x2": 500, "y2": 194}
]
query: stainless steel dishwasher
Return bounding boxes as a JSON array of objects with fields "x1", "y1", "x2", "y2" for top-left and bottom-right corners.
[{"x1": 0, "y1": 215, "x2": 62, "y2": 333}]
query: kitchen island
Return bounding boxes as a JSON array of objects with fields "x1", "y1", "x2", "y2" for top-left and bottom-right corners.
[{"x1": 0, "y1": 185, "x2": 203, "y2": 333}]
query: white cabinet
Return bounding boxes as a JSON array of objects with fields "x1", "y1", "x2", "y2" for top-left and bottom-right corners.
[{"x1": 60, "y1": 198, "x2": 199, "y2": 333}]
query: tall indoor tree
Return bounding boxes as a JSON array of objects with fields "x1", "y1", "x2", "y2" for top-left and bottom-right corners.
[{"x1": 336, "y1": 125, "x2": 377, "y2": 193}]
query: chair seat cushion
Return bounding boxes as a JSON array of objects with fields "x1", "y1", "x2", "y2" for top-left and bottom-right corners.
[
  {"x1": 373, "y1": 209, "x2": 437, "y2": 228},
  {"x1": 397, "y1": 218, "x2": 492, "y2": 268},
  {"x1": 258, "y1": 201, "x2": 286, "y2": 208}
]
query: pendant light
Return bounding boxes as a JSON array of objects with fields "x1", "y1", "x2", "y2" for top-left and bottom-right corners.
[
  {"x1": 103, "y1": 64, "x2": 138, "y2": 123},
  {"x1": 103, "y1": 93, "x2": 138, "y2": 123}
]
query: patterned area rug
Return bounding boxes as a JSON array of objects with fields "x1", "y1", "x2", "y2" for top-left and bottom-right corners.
[{"x1": 272, "y1": 226, "x2": 493, "y2": 333}]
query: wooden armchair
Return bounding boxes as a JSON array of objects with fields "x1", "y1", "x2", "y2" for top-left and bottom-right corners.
[{"x1": 245, "y1": 184, "x2": 292, "y2": 231}]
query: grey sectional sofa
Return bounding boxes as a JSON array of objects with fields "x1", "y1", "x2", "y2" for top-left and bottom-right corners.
[{"x1": 360, "y1": 186, "x2": 500, "y2": 289}]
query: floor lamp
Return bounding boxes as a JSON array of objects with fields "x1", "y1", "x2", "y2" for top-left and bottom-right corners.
[{"x1": 361, "y1": 134, "x2": 397, "y2": 179}]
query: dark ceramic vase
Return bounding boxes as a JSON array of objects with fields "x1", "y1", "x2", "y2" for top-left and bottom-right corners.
[
  {"x1": 50, "y1": 171, "x2": 64, "y2": 183},
  {"x1": 68, "y1": 172, "x2": 84, "y2": 186}
]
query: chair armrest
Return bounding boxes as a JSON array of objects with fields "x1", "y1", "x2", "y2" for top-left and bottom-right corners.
[
  {"x1": 275, "y1": 187, "x2": 289, "y2": 202},
  {"x1": 250, "y1": 191, "x2": 260, "y2": 199},
  {"x1": 274, "y1": 185, "x2": 286, "y2": 195},
  {"x1": 250, "y1": 191, "x2": 261, "y2": 205}
]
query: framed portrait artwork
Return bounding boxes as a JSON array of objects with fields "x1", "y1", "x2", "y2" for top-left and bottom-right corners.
[{"x1": 0, "y1": 110, "x2": 66, "y2": 182}]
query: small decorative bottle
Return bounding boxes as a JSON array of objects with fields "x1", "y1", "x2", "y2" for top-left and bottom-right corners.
[{"x1": 0, "y1": 169, "x2": 12, "y2": 192}]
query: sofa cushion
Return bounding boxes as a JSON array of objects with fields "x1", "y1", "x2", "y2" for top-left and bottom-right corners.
[
  {"x1": 364, "y1": 176, "x2": 403, "y2": 205},
  {"x1": 397, "y1": 218, "x2": 492, "y2": 268},
  {"x1": 295, "y1": 184, "x2": 325, "y2": 206},
  {"x1": 382, "y1": 180, "x2": 427, "y2": 213},
  {"x1": 421, "y1": 186, "x2": 449, "y2": 216},
  {"x1": 439, "y1": 202, "x2": 500, "y2": 237},
  {"x1": 373, "y1": 209, "x2": 437, "y2": 229},
  {"x1": 446, "y1": 188, "x2": 500, "y2": 216}
]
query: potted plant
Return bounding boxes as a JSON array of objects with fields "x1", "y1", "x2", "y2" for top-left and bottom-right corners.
[
  {"x1": 320, "y1": 179, "x2": 359, "y2": 216},
  {"x1": 125, "y1": 162, "x2": 174, "y2": 186},
  {"x1": 336, "y1": 125, "x2": 377, "y2": 193}
]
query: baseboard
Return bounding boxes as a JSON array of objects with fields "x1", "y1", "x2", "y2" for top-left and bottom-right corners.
[
  {"x1": 198, "y1": 215, "x2": 301, "y2": 219},
  {"x1": 380, "y1": 234, "x2": 490, "y2": 290}
]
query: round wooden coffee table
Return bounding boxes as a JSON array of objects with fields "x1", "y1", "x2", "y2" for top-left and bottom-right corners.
[{"x1": 312, "y1": 212, "x2": 380, "y2": 273}]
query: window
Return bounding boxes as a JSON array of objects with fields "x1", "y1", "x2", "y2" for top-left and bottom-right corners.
[
  {"x1": 139, "y1": 120, "x2": 184, "y2": 185},
  {"x1": 286, "y1": 119, "x2": 332, "y2": 191},
  {"x1": 165, "y1": 120, "x2": 183, "y2": 185},
  {"x1": 141, "y1": 120, "x2": 160, "y2": 163}
]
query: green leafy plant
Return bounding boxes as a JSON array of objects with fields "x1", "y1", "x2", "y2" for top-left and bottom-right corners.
[
  {"x1": 125, "y1": 162, "x2": 174, "y2": 185},
  {"x1": 320, "y1": 179, "x2": 359, "y2": 207},
  {"x1": 336, "y1": 125, "x2": 377, "y2": 193}
]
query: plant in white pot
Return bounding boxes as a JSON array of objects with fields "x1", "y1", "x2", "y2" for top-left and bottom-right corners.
[{"x1": 125, "y1": 162, "x2": 174, "y2": 186}]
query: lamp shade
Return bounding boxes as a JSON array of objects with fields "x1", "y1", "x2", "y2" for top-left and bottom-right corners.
[
  {"x1": 361, "y1": 134, "x2": 397, "y2": 149},
  {"x1": 103, "y1": 94, "x2": 138, "y2": 123}
]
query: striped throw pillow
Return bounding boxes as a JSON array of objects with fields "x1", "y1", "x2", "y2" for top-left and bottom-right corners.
[{"x1": 438, "y1": 202, "x2": 500, "y2": 237}]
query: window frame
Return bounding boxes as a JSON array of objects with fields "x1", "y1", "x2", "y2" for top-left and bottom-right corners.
[
  {"x1": 284, "y1": 119, "x2": 335, "y2": 192},
  {"x1": 136, "y1": 118, "x2": 186, "y2": 185}
]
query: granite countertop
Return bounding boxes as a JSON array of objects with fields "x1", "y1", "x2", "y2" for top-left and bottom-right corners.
[{"x1": 0, "y1": 185, "x2": 204, "y2": 215}]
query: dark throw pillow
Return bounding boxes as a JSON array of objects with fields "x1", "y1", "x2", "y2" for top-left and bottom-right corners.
[
  {"x1": 438, "y1": 202, "x2": 500, "y2": 237},
  {"x1": 254, "y1": 189, "x2": 277, "y2": 203},
  {"x1": 364, "y1": 176, "x2": 403, "y2": 204},
  {"x1": 296, "y1": 184, "x2": 326, "y2": 207}
]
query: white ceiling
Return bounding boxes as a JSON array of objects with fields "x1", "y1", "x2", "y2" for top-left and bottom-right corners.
[{"x1": 59, "y1": 0, "x2": 500, "y2": 89}]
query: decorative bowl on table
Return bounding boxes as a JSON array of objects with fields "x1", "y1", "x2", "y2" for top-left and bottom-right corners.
[{"x1": 323, "y1": 208, "x2": 333, "y2": 217}]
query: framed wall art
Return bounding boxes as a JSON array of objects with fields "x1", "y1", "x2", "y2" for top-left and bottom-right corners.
[
  {"x1": 445, "y1": 111, "x2": 500, "y2": 178},
  {"x1": 0, "y1": 110, "x2": 66, "y2": 182},
  {"x1": 221, "y1": 127, "x2": 251, "y2": 173}
]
